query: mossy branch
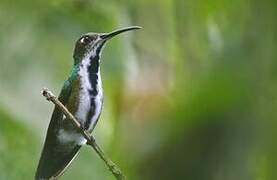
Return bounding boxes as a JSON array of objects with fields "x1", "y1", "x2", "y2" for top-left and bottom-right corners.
[{"x1": 41, "y1": 88, "x2": 125, "y2": 180}]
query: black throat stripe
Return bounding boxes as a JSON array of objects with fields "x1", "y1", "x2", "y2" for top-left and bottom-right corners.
[
  {"x1": 85, "y1": 97, "x2": 96, "y2": 130},
  {"x1": 85, "y1": 54, "x2": 101, "y2": 130},
  {"x1": 88, "y1": 55, "x2": 100, "y2": 96}
]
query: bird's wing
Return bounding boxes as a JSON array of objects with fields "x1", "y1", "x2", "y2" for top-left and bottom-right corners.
[{"x1": 35, "y1": 76, "x2": 82, "y2": 180}]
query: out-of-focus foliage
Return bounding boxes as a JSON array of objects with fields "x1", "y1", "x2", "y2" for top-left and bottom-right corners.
[
  {"x1": 0, "y1": 108, "x2": 37, "y2": 179},
  {"x1": 0, "y1": 0, "x2": 276, "y2": 179}
]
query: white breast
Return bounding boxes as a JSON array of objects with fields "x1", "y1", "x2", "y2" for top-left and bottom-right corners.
[
  {"x1": 75, "y1": 56, "x2": 92, "y2": 124},
  {"x1": 58, "y1": 54, "x2": 103, "y2": 145}
]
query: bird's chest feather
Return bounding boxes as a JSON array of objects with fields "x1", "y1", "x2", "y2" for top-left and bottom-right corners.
[
  {"x1": 58, "y1": 57, "x2": 103, "y2": 145},
  {"x1": 74, "y1": 62, "x2": 103, "y2": 130}
]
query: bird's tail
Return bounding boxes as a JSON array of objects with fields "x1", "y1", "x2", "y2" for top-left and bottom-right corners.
[{"x1": 35, "y1": 142, "x2": 81, "y2": 180}]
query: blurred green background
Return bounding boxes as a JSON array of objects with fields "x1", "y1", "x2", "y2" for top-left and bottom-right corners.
[{"x1": 0, "y1": 0, "x2": 276, "y2": 179}]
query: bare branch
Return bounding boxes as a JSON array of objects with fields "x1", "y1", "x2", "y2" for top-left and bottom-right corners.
[{"x1": 41, "y1": 88, "x2": 125, "y2": 180}]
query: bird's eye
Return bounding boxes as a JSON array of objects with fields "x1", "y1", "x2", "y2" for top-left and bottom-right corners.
[{"x1": 80, "y1": 36, "x2": 90, "y2": 44}]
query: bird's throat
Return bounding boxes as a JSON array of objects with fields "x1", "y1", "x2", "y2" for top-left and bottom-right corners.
[
  {"x1": 87, "y1": 55, "x2": 100, "y2": 96},
  {"x1": 76, "y1": 54, "x2": 103, "y2": 131}
]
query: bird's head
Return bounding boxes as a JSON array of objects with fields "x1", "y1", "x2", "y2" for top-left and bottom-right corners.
[{"x1": 73, "y1": 26, "x2": 141, "y2": 64}]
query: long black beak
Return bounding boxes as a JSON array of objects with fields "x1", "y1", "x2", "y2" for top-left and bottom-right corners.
[{"x1": 100, "y1": 26, "x2": 141, "y2": 40}]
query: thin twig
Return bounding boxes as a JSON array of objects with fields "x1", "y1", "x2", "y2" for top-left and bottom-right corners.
[{"x1": 41, "y1": 88, "x2": 125, "y2": 180}]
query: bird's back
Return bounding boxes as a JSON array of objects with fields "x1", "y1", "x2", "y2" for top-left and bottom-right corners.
[
  {"x1": 35, "y1": 76, "x2": 84, "y2": 179},
  {"x1": 35, "y1": 69, "x2": 103, "y2": 179}
]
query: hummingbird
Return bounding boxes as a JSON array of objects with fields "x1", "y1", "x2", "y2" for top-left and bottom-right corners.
[{"x1": 35, "y1": 26, "x2": 141, "y2": 180}]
